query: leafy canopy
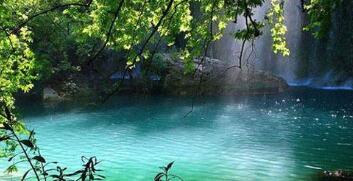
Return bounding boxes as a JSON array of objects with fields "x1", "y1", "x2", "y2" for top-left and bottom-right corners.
[{"x1": 0, "y1": 0, "x2": 341, "y2": 110}]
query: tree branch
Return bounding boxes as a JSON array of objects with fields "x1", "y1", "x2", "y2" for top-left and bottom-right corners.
[
  {"x1": 10, "y1": 2, "x2": 91, "y2": 34},
  {"x1": 130, "y1": 0, "x2": 175, "y2": 67},
  {"x1": 87, "y1": 0, "x2": 125, "y2": 65}
]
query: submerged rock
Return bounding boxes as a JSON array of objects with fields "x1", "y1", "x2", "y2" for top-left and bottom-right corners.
[
  {"x1": 315, "y1": 170, "x2": 353, "y2": 181},
  {"x1": 161, "y1": 54, "x2": 288, "y2": 96}
]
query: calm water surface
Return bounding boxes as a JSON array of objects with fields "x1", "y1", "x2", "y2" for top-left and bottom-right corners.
[{"x1": 2, "y1": 88, "x2": 353, "y2": 180}]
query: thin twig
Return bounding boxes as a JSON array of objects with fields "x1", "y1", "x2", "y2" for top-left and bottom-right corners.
[
  {"x1": 87, "y1": 0, "x2": 125, "y2": 65},
  {"x1": 10, "y1": 2, "x2": 91, "y2": 34}
]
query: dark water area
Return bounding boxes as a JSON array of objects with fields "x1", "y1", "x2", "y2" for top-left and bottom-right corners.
[{"x1": 2, "y1": 87, "x2": 353, "y2": 180}]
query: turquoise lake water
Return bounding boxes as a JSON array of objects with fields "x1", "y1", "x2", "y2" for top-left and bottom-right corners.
[{"x1": 2, "y1": 87, "x2": 353, "y2": 180}]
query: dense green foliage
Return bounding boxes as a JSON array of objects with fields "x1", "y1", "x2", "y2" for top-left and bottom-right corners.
[
  {"x1": 297, "y1": 0, "x2": 353, "y2": 80},
  {"x1": 0, "y1": 0, "x2": 340, "y2": 105},
  {"x1": 267, "y1": 0, "x2": 289, "y2": 56},
  {"x1": 304, "y1": 0, "x2": 343, "y2": 38}
]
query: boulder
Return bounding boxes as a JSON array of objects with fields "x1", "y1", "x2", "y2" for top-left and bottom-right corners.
[
  {"x1": 53, "y1": 54, "x2": 288, "y2": 97},
  {"x1": 161, "y1": 54, "x2": 288, "y2": 95},
  {"x1": 43, "y1": 87, "x2": 63, "y2": 101}
]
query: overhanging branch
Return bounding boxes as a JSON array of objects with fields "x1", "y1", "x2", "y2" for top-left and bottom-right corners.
[{"x1": 10, "y1": 2, "x2": 91, "y2": 34}]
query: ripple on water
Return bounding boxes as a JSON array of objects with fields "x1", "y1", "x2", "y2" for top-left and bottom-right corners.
[{"x1": 2, "y1": 89, "x2": 353, "y2": 180}]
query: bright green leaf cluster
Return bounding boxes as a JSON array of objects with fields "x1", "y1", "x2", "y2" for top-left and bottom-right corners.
[
  {"x1": 267, "y1": 0, "x2": 290, "y2": 56},
  {"x1": 0, "y1": 28, "x2": 37, "y2": 107}
]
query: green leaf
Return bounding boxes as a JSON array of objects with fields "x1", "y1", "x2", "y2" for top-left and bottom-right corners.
[
  {"x1": 32, "y1": 155, "x2": 46, "y2": 163},
  {"x1": 154, "y1": 173, "x2": 164, "y2": 181},
  {"x1": 21, "y1": 169, "x2": 31, "y2": 181},
  {"x1": 166, "y1": 161, "x2": 174, "y2": 171},
  {"x1": 20, "y1": 140, "x2": 34, "y2": 148}
]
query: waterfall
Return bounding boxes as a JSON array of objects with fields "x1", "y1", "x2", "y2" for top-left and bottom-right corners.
[{"x1": 211, "y1": 0, "x2": 353, "y2": 90}]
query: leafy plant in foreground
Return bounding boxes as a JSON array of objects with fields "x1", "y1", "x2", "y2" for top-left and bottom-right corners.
[
  {"x1": 48, "y1": 156, "x2": 104, "y2": 181},
  {"x1": 0, "y1": 104, "x2": 104, "y2": 181},
  {"x1": 154, "y1": 161, "x2": 183, "y2": 181}
]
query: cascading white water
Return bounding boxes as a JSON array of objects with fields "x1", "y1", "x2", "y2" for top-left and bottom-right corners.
[
  {"x1": 211, "y1": 0, "x2": 303, "y2": 82},
  {"x1": 255, "y1": 0, "x2": 303, "y2": 84},
  {"x1": 211, "y1": 0, "x2": 353, "y2": 90}
]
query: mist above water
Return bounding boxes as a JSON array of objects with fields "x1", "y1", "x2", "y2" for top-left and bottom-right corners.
[{"x1": 211, "y1": 0, "x2": 353, "y2": 90}]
